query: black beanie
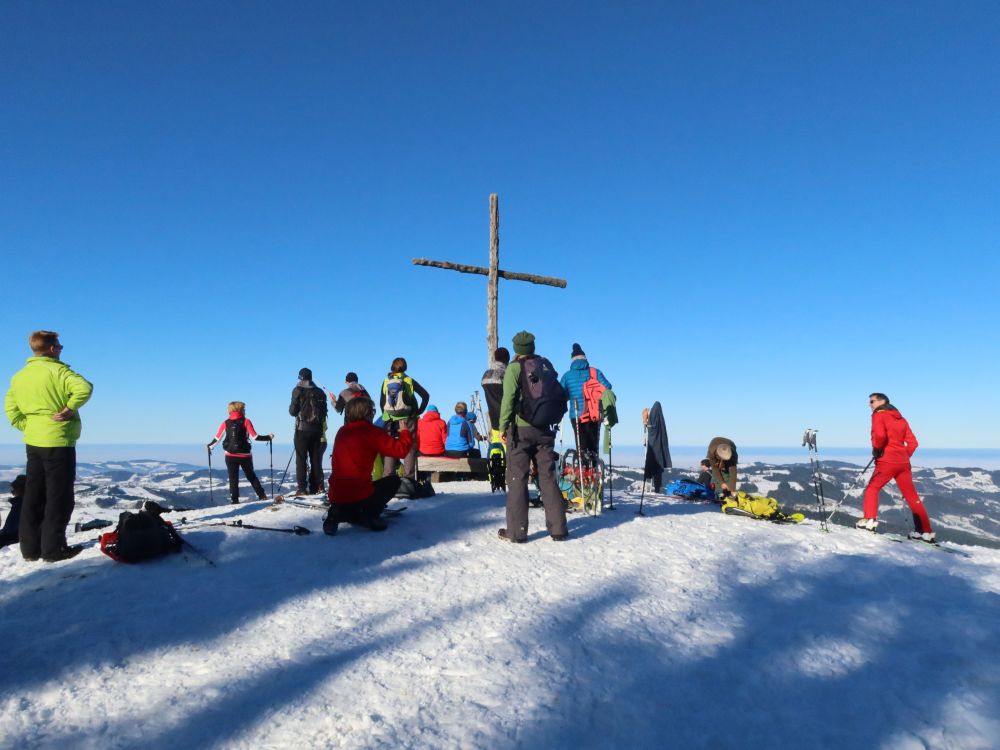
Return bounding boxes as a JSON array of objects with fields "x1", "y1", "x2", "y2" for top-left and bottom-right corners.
[
  {"x1": 346, "y1": 372, "x2": 358, "y2": 383},
  {"x1": 571, "y1": 343, "x2": 585, "y2": 358},
  {"x1": 299, "y1": 368, "x2": 312, "y2": 381}
]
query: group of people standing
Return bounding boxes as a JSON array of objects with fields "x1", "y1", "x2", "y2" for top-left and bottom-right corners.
[{"x1": 4, "y1": 328, "x2": 936, "y2": 563}]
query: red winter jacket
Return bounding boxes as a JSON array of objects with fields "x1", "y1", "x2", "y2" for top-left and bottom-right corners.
[
  {"x1": 417, "y1": 410, "x2": 448, "y2": 455},
  {"x1": 329, "y1": 420, "x2": 412, "y2": 504},
  {"x1": 871, "y1": 406, "x2": 918, "y2": 464}
]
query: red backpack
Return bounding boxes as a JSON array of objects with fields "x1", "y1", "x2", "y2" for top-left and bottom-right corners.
[{"x1": 579, "y1": 368, "x2": 606, "y2": 423}]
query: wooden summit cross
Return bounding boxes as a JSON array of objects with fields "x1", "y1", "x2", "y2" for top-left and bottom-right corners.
[{"x1": 413, "y1": 194, "x2": 567, "y2": 365}]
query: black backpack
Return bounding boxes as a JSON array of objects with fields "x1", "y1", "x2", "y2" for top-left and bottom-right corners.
[
  {"x1": 298, "y1": 387, "x2": 327, "y2": 429},
  {"x1": 100, "y1": 510, "x2": 182, "y2": 563},
  {"x1": 517, "y1": 356, "x2": 568, "y2": 429},
  {"x1": 223, "y1": 417, "x2": 251, "y2": 453}
]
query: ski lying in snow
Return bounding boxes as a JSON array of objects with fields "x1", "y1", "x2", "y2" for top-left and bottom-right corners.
[
  {"x1": 882, "y1": 534, "x2": 970, "y2": 557},
  {"x1": 722, "y1": 507, "x2": 805, "y2": 524},
  {"x1": 271, "y1": 498, "x2": 330, "y2": 511}
]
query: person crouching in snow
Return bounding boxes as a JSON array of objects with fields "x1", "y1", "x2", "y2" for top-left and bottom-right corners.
[
  {"x1": 857, "y1": 393, "x2": 935, "y2": 542},
  {"x1": 207, "y1": 401, "x2": 273, "y2": 504},
  {"x1": 706, "y1": 437, "x2": 738, "y2": 500},
  {"x1": 324, "y1": 397, "x2": 412, "y2": 535}
]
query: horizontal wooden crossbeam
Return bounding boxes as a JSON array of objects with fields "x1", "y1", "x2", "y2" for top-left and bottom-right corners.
[{"x1": 412, "y1": 258, "x2": 567, "y2": 288}]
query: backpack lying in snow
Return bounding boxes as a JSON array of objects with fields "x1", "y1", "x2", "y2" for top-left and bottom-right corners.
[
  {"x1": 100, "y1": 510, "x2": 183, "y2": 563},
  {"x1": 394, "y1": 477, "x2": 435, "y2": 500},
  {"x1": 721, "y1": 491, "x2": 804, "y2": 523},
  {"x1": 666, "y1": 479, "x2": 714, "y2": 500}
]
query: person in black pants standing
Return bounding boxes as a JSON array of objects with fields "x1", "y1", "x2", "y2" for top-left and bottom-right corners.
[
  {"x1": 4, "y1": 330, "x2": 93, "y2": 562},
  {"x1": 208, "y1": 401, "x2": 273, "y2": 504},
  {"x1": 289, "y1": 367, "x2": 328, "y2": 495}
]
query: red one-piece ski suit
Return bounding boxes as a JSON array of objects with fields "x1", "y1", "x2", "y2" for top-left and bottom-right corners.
[{"x1": 863, "y1": 406, "x2": 933, "y2": 533}]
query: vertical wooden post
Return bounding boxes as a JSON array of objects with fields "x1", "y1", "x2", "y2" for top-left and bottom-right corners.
[{"x1": 487, "y1": 193, "x2": 499, "y2": 366}]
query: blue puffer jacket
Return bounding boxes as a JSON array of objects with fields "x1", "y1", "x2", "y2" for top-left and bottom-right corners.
[
  {"x1": 445, "y1": 414, "x2": 476, "y2": 451},
  {"x1": 560, "y1": 359, "x2": 612, "y2": 420}
]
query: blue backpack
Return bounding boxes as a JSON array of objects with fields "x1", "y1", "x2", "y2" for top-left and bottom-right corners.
[{"x1": 666, "y1": 479, "x2": 713, "y2": 499}]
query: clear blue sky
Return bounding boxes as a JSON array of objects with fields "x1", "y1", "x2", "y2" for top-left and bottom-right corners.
[{"x1": 2, "y1": 1, "x2": 997, "y2": 451}]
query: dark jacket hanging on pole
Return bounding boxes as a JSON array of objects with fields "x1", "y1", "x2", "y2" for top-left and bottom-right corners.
[{"x1": 644, "y1": 401, "x2": 671, "y2": 491}]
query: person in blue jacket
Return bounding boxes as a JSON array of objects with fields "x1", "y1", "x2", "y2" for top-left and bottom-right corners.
[
  {"x1": 559, "y1": 343, "x2": 612, "y2": 458},
  {"x1": 444, "y1": 402, "x2": 482, "y2": 458}
]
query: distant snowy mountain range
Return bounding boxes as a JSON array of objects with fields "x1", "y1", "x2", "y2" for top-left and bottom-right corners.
[{"x1": 2, "y1": 458, "x2": 998, "y2": 549}]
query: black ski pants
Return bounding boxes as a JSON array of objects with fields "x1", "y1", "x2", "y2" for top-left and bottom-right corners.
[
  {"x1": 504, "y1": 425, "x2": 567, "y2": 540},
  {"x1": 20, "y1": 445, "x2": 76, "y2": 560},
  {"x1": 572, "y1": 419, "x2": 601, "y2": 457},
  {"x1": 294, "y1": 431, "x2": 326, "y2": 494},
  {"x1": 327, "y1": 476, "x2": 401, "y2": 527},
  {"x1": 225, "y1": 455, "x2": 267, "y2": 502}
]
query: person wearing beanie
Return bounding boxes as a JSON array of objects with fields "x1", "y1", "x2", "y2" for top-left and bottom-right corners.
[
  {"x1": 480, "y1": 347, "x2": 511, "y2": 440},
  {"x1": 497, "y1": 330, "x2": 568, "y2": 543},
  {"x1": 289, "y1": 367, "x2": 328, "y2": 495},
  {"x1": 417, "y1": 405, "x2": 448, "y2": 456},
  {"x1": 559, "y1": 342, "x2": 612, "y2": 458},
  {"x1": 444, "y1": 401, "x2": 482, "y2": 458},
  {"x1": 857, "y1": 393, "x2": 935, "y2": 541},
  {"x1": 706, "y1": 437, "x2": 738, "y2": 499},
  {"x1": 0, "y1": 474, "x2": 26, "y2": 548},
  {"x1": 332, "y1": 371, "x2": 371, "y2": 421}
]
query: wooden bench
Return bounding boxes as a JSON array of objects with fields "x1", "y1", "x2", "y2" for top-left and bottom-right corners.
[{"x1": 416, "y1": 455, "x2": 489, "y2": 482}]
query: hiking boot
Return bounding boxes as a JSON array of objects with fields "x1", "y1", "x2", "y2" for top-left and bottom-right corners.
[
  {"x1": 323, "y1": 507, "x2": 341, "y2": 536},
  {"x1": 23, "y1": 554, "x2": 40, "y2": 563},
  {"x1": 42, "y1": 545, "x2": 83, "y2": 563},
  {"x1": 908, "y1": 531, "x2": 937, "y2": 543},
  {"x1": 230, "y1": 498, "x2": 239, "y2": 505},
  {"x1": 360, "y1": 517, "x2": 388, "y2": 532},
  {"x1": 497, "y1": 528, "x2": 526, "y2": 543},
  {"x1": 550, "y1": 533, "x2": 569, "y2": 542},
  {"x1": 855, "y1": 517, "x2": 878, "y2": 532},
  {"x1": 296, "y1": 487, "x2": 307, "y2": 496}
]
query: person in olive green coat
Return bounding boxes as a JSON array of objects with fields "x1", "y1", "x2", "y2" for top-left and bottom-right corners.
[
  {"x1": 706, "y1": 436, "x2": 738, "y2": 499},
  {"x1": 5, "y1": 330, "x2": 93, "y2": 562}
]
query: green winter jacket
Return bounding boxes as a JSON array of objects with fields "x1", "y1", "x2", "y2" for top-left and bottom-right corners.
[
  {"x1": 498, "y1": 359, "x2": 532, "y2": 433},
  {"x1": 5, "y1": 357, "x2": 93, "y2": 447}
]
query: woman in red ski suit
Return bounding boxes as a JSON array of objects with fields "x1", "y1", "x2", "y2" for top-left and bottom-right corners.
[{"x1": 860, "y1": 393, "x2": 934, "y2": 539}]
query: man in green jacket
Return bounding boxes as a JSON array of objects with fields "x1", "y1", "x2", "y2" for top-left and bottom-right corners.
[
  {"x1": 496, "y1": 330, "x2": 568, "y2": 543},
  {"x1": 5, "y1": 330, "x2": 93, "y2": 562}
]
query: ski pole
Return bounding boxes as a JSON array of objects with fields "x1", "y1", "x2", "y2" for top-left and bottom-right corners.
[
  {"x1": 825, "y1": 457, "x2": 875, "y2": 527},
  {"x1": 207, "y1": 446, "x2": 214, "y2": 504},
  {"x1": 276, "y1": 451, "x2": 294, "y2": 499},
  {"x1": 176, "y1": 530, "x2": 216, "y2": 567},
  {"x1": 607, "y1": 435, "x2": 614, "y2": 511},
  {"x1": 269, "y1": 438, "x2": 274, "y2": 499},
  {"x1": 637, "y1": 421, "x2": 648, "y2": 516}
]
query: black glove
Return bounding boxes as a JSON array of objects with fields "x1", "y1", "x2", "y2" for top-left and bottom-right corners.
[
  {"x1": 206, "y1": 441, "x2": 215, "y2": 449},
  {"x1": 872, "y1": 447, "x2": 884, "y2": 458}
]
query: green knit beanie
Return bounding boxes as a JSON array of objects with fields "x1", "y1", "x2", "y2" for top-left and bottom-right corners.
[{"x1": 512, "y1": 330, "x2": 535, "y2": 356}]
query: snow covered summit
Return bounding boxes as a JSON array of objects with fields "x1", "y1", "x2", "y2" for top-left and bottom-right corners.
[{"x1": 2, "y1": 482, "x2": 999, "y2": 749}]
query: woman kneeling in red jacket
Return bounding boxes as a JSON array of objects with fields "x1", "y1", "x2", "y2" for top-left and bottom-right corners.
[{"x1": 325, "y1": 397, "x2": 412, "y2": 535}]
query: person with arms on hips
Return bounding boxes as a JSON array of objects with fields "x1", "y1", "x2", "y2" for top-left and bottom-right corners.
[
  {"x1": 706, "y1": 437, "x2": 738, "y2": 500},
  {"x1": 4, "y1": 330, "x2": 93, "y2": 562},
  {"x1": 497, "y1": 331, "x2": 568, "y2": 543},
  {"x1": 559, "y1": 343, "x2": 612, "y2": 459},
  {"x1": 289, "y1": 367, "x2": 328, "y2": 495},
  {"x1": 207, "y1": 401, "x2": 273, "y2": 504},
  {"x1": 332, "y1": 372, "x2": 370, "y2": 422},
  {"x1": 379, "y1": 357, "x2": 429, "y2": 480},
  {"x1": 857, "y1": 393, "x2": 935, "y2": 541},
  {"x1": 323, "y1": 397, "x2": 412, "y2": 535}
]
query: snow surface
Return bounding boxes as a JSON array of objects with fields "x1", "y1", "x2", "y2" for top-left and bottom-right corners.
[{"x1": 3, "y1": 482, "x2": 1000, "y2": 749}]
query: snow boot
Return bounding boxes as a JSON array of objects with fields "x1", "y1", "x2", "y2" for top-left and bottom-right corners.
[
  {"x1": 550, "y1": 533, "x2": 569, "y2": 542},
  {"x1": 323, "y1": 507, "x2": 342, "y2": 536},
  {"x1": 855, "y1": 517, "x2": 878, "y2": 532},
  {"x1": 43, "y1": 545, "x2": 83, "y2": 563},
  {"x1": 908, "y1": 531, "x2": 937, "y2": 543},
  {"x1": 497, "y1": 528, "x2": 526, "y2": 543}
]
